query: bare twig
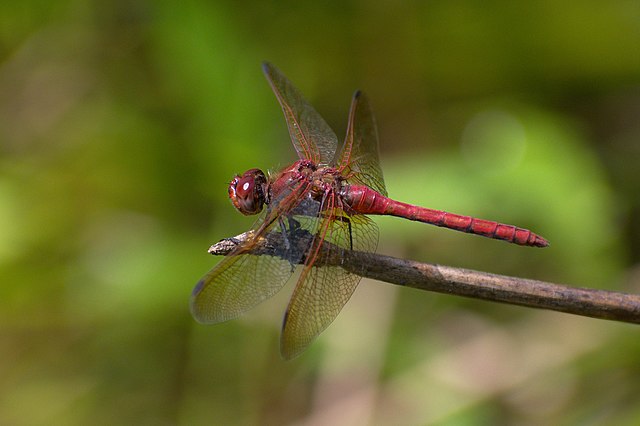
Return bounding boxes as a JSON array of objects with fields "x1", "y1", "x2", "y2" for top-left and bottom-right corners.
[{"x1": 208, "y1": 231, "x2": 640, "y2": 324}]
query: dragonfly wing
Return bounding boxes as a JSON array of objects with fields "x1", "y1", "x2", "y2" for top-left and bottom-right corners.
[
  {"x1": 190, "y1": 220, "x2": 299, "y2": 323},
  {"x1": 191, "y1": 180, "x2": 319, "y2": 324},
  {"x1": 280, "y1": 197, "x2": 379, "y2": 359},
  {"x1": 262, "y1": 62, "x2": 339, "y2": 165},
  {"x1": 334, "y1": 91, "x2": 387, "y2": 196}
]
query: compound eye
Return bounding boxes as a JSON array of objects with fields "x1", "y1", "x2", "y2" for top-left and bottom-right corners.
[
  {"x1": 235, "y1": 176, "x2": 255, "y2": 199},
  {"x1": 228, "y1": 169, "x2": 266, "y2": 215}
]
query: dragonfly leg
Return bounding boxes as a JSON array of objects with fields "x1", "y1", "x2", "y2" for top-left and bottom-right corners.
[{"x1": 346, "y1": 217, "x2": 353, "y2": 250}]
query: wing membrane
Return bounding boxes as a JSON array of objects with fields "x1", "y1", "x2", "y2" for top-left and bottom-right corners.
[
  {"x1": 191, "y1": 180, "x2": 318, "y2": 324},
  {"x1": 262, "y1": 62, "x2": 338, "y2": 165},
  {"x1": 280, "y1": 196, "x2": 379, "y2": 359},
  {"x1": 190, "y1": 217, "x2": 296, "y2": 323},
  {"x1": 335, "y1": 91, "x2": 387, "y2": 196}
]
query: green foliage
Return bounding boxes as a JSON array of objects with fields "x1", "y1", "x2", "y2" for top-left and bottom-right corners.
[{"x1": 0, "y1": 1, "x2": 639, "y2": 424}]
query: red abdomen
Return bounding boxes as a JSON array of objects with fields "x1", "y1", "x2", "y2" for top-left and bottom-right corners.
[{"x1": 343, "y1": 185, "x2": 548, "y2": 247}]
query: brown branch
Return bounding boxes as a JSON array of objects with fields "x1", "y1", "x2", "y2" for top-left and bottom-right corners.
[{"x1": 208, "y1": 231, "x2": 640, "y2": 325}]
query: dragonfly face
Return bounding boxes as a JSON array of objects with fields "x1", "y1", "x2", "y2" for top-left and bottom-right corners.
[{"x1": 228, "y1": 168, "x2": 268, "y2": 215}]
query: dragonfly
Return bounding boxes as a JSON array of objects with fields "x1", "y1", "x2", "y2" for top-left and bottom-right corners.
[{"x1": 191, "y1": 62, "x2": 549, "y2": 359}]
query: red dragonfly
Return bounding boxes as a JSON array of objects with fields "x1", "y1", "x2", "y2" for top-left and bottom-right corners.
[{"x1": 191, "y1": 62, "x2": 548, "y2": 359}]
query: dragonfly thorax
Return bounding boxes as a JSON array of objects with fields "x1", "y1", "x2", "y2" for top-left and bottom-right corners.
[
  {"x1": 228, "y1": 168, "x2": 268, "y2": 215},
  {"x1": 310, "y1": 166, "x2": 344, "y2": 199}
]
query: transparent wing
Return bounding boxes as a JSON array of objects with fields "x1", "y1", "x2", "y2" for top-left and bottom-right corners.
[
  {"x1": 280, "y1": 194, "x2": 379, "y2": 359},
  {"x1": 262, "y1": 62, "x2": 339, "y2": 165},
  {"x1": 190, "y1": 234, "x2": 295, "y2": 323},
  {"x1": 190, "y1": 182, "x2": 319, "y2": 324},
  {"x1": 334, "y1": 91, "x2": 387, "y2": 196}
]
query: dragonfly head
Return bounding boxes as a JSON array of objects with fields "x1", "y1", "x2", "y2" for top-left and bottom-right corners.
[{"x1": 228, "y1": 168, "x2": 268, "y2": 215}]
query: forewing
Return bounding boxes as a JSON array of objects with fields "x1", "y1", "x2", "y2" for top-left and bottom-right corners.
[
  {"x1": 334, "y1": 91, "x2": 387, "y2": 196},
  {"x1": 191, "y1": 180, "x2": 318, "y2": 324},
  {"x1": 262, "y1": 62, "x2": 339, "y2": 165},
  {"x1": 190, "y1": 219, "x2": 296, "y2": 324},
  {"x1": 280, "y1": 197, "x2": 380, "y2": 359}
]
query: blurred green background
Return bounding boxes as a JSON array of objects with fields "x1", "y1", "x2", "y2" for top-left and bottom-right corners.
[{"x1": 1, "y1": 1, "x2": 639, "y2": 425}]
